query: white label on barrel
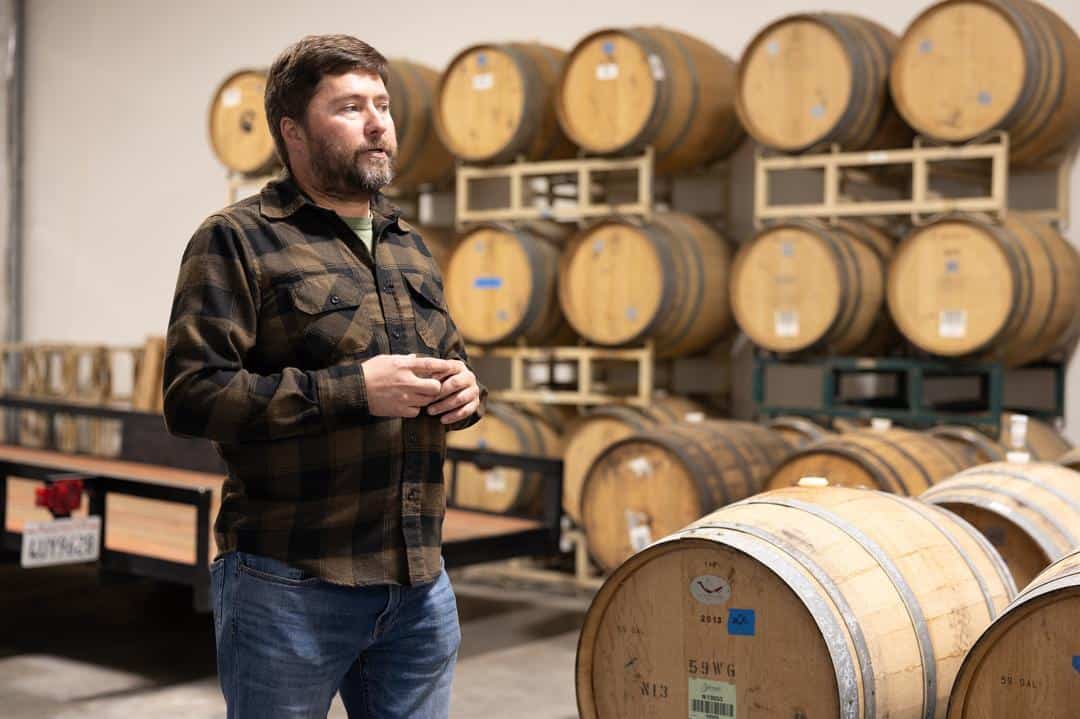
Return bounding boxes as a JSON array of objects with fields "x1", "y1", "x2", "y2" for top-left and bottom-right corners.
[
  {"x1": 689, "y1": 575, "x2": 731, "y2": 606},
  {"x1": 595, "y1": 62, "x2": 619, "y2": 81},
  {"x1": 939, "y1": 309, "x2": 967, "y2": 338},
  {"x1": 472, "y1": 73, "x2": 494, "y2": 91},
  {"x1": 628, "y1": 456, "x2": 652, "y2": 477},
  {"x1": 222, "y1": 88, "x2": 242, "y2": 108},
  {"x1": 689, "y1": 678, "x2": 737, "y2": 718},
  {"x1": 766, "y1": 40, "x2": 780, "y2": 56},
  {"x1": 553, "y1": 363, "x2": 576, "y2": 383},
  {"x1": 527, "y1": 364, "x2": 551, "y2": 384},
  {"x1": 774, "y1": 310, "x2": 799, "y2": 338},
  {"x1": 647, "y1": 54, "x2": 666, "y2": 81},
  {"x1": 628, "y1": 524, "x2": 652, "y2": 552},
  {"x1": 485, "y1": 470, "x2": 507, "y2": 494}
]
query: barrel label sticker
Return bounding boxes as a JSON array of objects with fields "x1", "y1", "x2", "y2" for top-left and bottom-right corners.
[
  {"x1": 595, "y1": 62, "x2": 619, "y2": 81},
  {"x1": 221, "y1": 88, "x2": 242, "y2": 108},
  {"x1": 766, "y1": 40, "x2": 780, "y2": 56},
  {"x1": 485, "y1": 470, "x2": 507, "y2": 494},
  {"x1": 780, "y1": 241, "x2": 794, "y2": 258},
  {"x1": 939, "y1": 309, "x2": 967, "y2": 338},
  {"x1": 647, "y1": 54, "x2": 666, "y2": 81},
  {"x1": 690, "y1": 575, "x2": 732, "y2": 606},
  {"x1": 473, "y1": 276, "x2": 503, "y2": 290},
  {"x1": 472, "y1": 73, "x2": 494, "y2": 91},
  {"x1": 627, "y1": 456, "x2": 652, "y2": 477},
  {"x1": 689, "y1": 678, "x2": 736, "y2": 718},
  {"x1": 727, "y1": 609, "x2": 755, "y2": 636},
  {"x1": 1072, "y1": 656, "x2": 1080, "y2": 673},
  {"x1": 774, "y1": 310, "x2": 799, "y2": 338}
]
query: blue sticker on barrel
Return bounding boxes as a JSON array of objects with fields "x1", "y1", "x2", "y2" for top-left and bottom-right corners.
[
  {"x1": 474, "y1": 276, "x2": 503, "y2": 290},
  {"x1": 727, "y1": 609, "x2": 755, "y2": 636},
  {"x1": 1073, "y1": 656, "x2": 1080, "y2": 673}
]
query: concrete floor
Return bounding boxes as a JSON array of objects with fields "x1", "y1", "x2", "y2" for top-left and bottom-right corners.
[{"x1": 0, "y1": 557, "x2": 586, "y2": 718}]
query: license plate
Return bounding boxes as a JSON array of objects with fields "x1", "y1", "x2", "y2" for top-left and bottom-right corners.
[{"x1": 20, "y1": 516, "x2": 102, "y2": 568}]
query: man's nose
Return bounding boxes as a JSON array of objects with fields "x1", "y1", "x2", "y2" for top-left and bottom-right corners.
[{"x1": 366, "y1": 108, "x2": 387, "y2": 137}]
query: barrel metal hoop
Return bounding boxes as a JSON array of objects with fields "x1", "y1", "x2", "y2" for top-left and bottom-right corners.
[
  {"x1": 724, "y1": 520, "x2": 877, "y2": 719},
  {"x1": 814, "y1": 14, "x2": 872, "y2": 150},
  {"x1": 749, "y1": 497, "x2": 938, "y2": 719},
  {"x1": 929, "y1": 479, "x2": 1078, "y2": 548},
  {"x1": 1010, "y1": 567, "x2": 1080, "y2": 607},
  {"x1": 689, "y1": 525, "x2": 862, "y2": 719},
  {"x1": 670, "y1": 423, "x2": 742, "y2": 506},
  {"x1": 654, "y1": 31, "x2": 699, "y2": 163},
  {"x1": 955, "y1": 466, "x2": 1080, "y2": 516},
  {"x1": 658, "y1": 218, "x2": 707, "y2": 355},
  {"x1": 922, "y1": 489, "x2": 1064, "y2": 564},
  {"x1": 991, "y1": 0, "x2": 1042, "y2": 134},
  {"x1": 619, "y1": 28, "x2": 670, "y2": 156},
  {"x1": 868, "y1": 432, "x2": 938, "y2": 494},
  {"x1": 919, "y1": 500, "x2": 1018, "y2": 600},
  {"x1": 879, "y1": 494, "x2": 1001, "y2": 619}
]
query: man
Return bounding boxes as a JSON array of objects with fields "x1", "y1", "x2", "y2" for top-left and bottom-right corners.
[{"x1": 163, "y1": 35, "x2": 485, "y2": 719}]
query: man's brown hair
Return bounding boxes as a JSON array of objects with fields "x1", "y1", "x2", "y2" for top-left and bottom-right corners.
[{"x1": 264, "y1": 34, "x2": 389, "y2": 170}]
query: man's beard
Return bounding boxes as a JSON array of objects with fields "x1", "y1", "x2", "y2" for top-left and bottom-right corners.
[{"x1": 308, "y1": 135, "x2": 395, "y2": 201}]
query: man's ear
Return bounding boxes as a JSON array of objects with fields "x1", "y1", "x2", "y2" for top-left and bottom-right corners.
[{"x1": 281, "y1": 116, "x2": 304, "y2": 146}]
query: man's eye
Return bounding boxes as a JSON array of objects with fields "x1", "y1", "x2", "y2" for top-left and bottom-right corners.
[
  {"x1": 343, "y1": 104, "x2": 358, "y2": 112},
  {"x1": 379, "y1": 105, "x2": 391, "y2": 113}
]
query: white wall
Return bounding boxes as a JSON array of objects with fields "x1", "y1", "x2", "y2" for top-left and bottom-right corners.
[{"x1": 19, "y1": 0, "x2": 1080, "y2": 433}]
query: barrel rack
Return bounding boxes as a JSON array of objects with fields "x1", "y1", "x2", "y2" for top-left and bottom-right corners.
[
  {"x1": 753, "y1": 354, "x2": 1066, "y2": 429},
  {"x1": 753, "y1": 132, "x2": 1076, "y2": 229}
]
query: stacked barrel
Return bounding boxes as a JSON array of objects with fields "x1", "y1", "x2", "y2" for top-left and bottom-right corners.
[
  {"x1": 731, "y1": 2, "x2": 1080, "y2": 365},
  {"x1": 436, "y1": 29, "x2": 763, "y2": 529}
]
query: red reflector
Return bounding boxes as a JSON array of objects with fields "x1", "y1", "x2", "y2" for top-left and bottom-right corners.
[{"x1": 34, "y1": 478, "x2": 84, "y2": 517}]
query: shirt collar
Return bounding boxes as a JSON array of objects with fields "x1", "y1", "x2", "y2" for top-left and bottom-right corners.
[{"x1": 259, "y1": 171, "x2": 402, "y2": 232}]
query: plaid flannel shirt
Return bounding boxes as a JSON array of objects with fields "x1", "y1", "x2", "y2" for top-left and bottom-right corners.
[{"x1": 163, "y1": 173, "x2": 485, "y2": 586}]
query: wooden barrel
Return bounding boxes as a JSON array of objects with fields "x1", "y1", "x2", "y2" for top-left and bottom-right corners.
[
  {"x1": 444, "y1": 225, "x2": 570, "y2": 346},
  {"x1": 1059, "y1": 446, "x2": 1080, "y2": 471},
  {"x1": 998, "y1": 412, "x2": 1072, "y2": 461},
  {"x1": 555, "y1": 27, "x2": 743, "y2": 174},
  {"x1": 947, "y1": 547, "x2": 1080, "y2": 717},
  {"x1": 766, "y1": 415, "x2": 834, "y2": 448},
  {"x1": 559, "y1": 212, "x2": 733, "y2": 358},
  {"x1": 737, "y1": 13, "x2": 912, "y2": 152},
  {"x1": 434, "y1": 43, "x2": 573, "y2": 164},
  {"x1": 208, "y1": 69, "x2": 278, "y2": 176},
  {"x1": 887, "y1": 213, "x2": 1080, "y2": 367},
  {"x1": 577, "y1": 485, "x2": 1016, "y2": 719},
  {"x1": 921, "y1": 462, "x2": 1080, "y2": 588},
  {"x1": 444, "y1": 402, "x2": 560, "y2": 513},
  {"x1": 731, "y1": 219, "x2": 894, "y2": 354},
  {"x1": 579, "y1": 420, "x2": 790, "y2": 571},
  {"x1": 767, "y1": 428, "x2": 971, "y2": 494},
  {"x1": 891, "y1": 0, "x2": 1080, "y2": 167},
  {"x1": 385, "y1": 59, "x2": 455, "y2": 190},
  {"x1": 927, "y1": 425, "x2": 1007, "y2": 465},
  {"x1": 562, "y1": 397, "x2": 707, "y2": 524}
]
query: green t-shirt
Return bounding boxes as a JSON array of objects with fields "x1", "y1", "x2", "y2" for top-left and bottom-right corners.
[{"x1": 341, "y1": 214, "x2": 374, "y2": 255}]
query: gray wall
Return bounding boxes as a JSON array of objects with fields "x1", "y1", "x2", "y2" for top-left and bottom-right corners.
[{"x1": 16, "y1": 0, "x2": 1080, "y2": 434}]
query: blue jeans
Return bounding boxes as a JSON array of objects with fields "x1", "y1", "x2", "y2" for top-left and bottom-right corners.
[{"x1": 209, "y1": 551, "x2": 460, "y2": 719}]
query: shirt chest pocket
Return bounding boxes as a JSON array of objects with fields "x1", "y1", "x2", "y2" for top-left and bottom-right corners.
[
  {"x1": 402, "y1": 270, "x2": 451, "y2": 353},
  {"x1": 287, "y1": 274, "x2": 380, "y2": 364}
]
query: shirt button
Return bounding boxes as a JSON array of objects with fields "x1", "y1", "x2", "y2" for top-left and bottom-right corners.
[
  {"x1": 392, "y1": 329, "x2": 401, "y2": 339},
  {"x1": 329, "y1": 295, "x2": 340, "y2": 305}
]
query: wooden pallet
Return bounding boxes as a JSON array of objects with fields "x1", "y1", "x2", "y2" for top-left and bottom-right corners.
[
  {"x1": 455, "y1": 149, "x2": 657, "y2": 227},
  {"x1": 471, "y1": 342, "x2": 656, "y2": 407},
  {"x1": 754, "y1": 133, "x2": 1078, "y2": 228},
  {"x1": 754, "y1": 133, "x2": 1013, "y2": 225}
]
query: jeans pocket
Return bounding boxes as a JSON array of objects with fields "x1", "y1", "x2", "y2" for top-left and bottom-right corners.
[
  {"x1": 209, "y1": 555, "x2": 228, "y2": 639},
  {"x1": 236, "y1": 551, "x2": 321, "y2": 588}
]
